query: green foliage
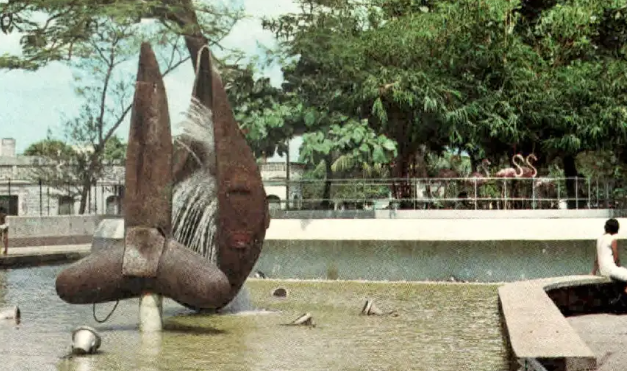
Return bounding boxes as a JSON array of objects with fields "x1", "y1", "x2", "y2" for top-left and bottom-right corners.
[
  {"x1": 299, "y1": 117, "x2": 397, "y2": 168},
  {"x1": 226, "y1": 64, "x2": 300, "y2": 158},
  {"x1": 22, "y1": 133, "x2": 126, "y2": 198},
  {"x1": 263, "y1": 0, "x2": 627, "y2": 188},
  {"x1": 0, "y1": 0, "x2": 244, "y2": 70}
]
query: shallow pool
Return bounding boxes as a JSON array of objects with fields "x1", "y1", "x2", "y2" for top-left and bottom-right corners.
[{"x1": 0, "y1": 266, "x2": 508, "y2": 371}]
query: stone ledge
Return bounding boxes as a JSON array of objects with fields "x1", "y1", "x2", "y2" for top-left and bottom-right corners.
[
  {"x1": 498, "y1": 276, "x2": 613, "y2": 371},
  {"x1": 0, "y1": 252, "x2": 89, "y2": 269},
  {"x1": 11, "y1": 235, "x2": 93, "y2": 248}
]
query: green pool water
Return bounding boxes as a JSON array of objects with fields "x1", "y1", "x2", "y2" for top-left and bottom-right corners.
[{"x1": 0, "y1": 266, "x2": 508, "y2": 371}]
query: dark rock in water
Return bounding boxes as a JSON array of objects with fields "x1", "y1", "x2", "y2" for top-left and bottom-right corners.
[
  {"x1": 448, "y1": 276, "x2": 468, "y2": 283},
  {"x1": 272, "y1": 288, "x2": 288, "y2": 297},
  {"x1": 254, "y1": 271, "x2": 267, "y2": 279}
]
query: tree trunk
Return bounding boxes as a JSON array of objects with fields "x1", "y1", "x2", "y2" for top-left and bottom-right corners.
[
  {"x1": 562, "y1": 154, "x2": 580, "y2": 209},
  {"x1": 321, "y1": 156, "x2": 333, "y2": 210},
  {"x1": 78, "y1": 177, "x2": 91, "y2": 214},
  {"x1": 391, "y1": 148, "x2": 414, "y2": 210}
]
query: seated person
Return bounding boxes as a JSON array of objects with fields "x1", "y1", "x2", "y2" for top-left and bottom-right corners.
[{"x1": 592, "y1": 218, "x2": 627, "y2": 295}]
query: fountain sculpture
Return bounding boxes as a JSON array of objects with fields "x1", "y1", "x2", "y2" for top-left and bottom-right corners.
[{"x1": 55, "y1": 42, "x2": 270, "y2": 327}]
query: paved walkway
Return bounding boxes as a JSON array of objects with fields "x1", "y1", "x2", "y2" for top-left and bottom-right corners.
[{"x1": 569, "y1": 314, "x2": 627, "y2": 371}]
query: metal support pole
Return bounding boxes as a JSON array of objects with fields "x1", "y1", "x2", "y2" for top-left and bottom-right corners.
[
  {"x1": 285, "y1": 141, "x2": 290, "y2": 211},
  {"x1": 575, "y1": 177, "x2": 579, "y2": 210},
  {"x1": 474, "y1": 178, "x2": 478, "y2": 210},
  {"x1": 605, "y1": 181, "x2": 609, "y2": 208},
  {"x1": 596, "y1": 178, "x2": 599, "y2": 208},
  {"x1": 39, "y1": 178, "x2": 43, "y2": 216},
  {"x1": 503, "y1": 180, "x2": 508, "y2": 210},
  {"x1": 587, "y1": 179, "x2": 591, "y2": 209}
]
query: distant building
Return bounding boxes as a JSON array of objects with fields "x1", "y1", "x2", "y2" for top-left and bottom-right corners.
[
  {"x1": 259, "y1": 161, "x2": 306, "y2": 210},
  {"x1": 0, "y1": 138, "x2": 305, "y2": 216}
]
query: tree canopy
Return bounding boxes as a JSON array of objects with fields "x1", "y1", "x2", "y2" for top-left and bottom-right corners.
[{"x1": 259, "y1": 0, "x2": 627, "y2": 206}]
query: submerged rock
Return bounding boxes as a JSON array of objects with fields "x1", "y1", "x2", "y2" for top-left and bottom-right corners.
[
  {"x1": 286, "y1": 313, "x2": 315, "y2": 327},
  {"x1": 272, "y1": 288, "x2": 288, "y2": 298},
  {"x1": 361, "y1": 299, "x2": 398, "y2": 317}
]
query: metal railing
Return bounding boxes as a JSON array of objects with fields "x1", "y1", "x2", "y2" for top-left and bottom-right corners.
[
  {"x1": 0, "y1": 176, "x2": 624, "y2": 215},
  {"x1": 269, "y1": 176, "x2": 624, "y2": 211}
]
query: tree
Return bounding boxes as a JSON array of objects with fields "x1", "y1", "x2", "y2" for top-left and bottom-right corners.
[
  {"x1": 298, "y1": 114, "x2": 397, "y2": 208},
  {"x1": 2, "y1": 0, "x2": 289, "y2": 161},
  {"x1": 262, "y1": 0, "x2": 468, "y2": 207},
  {"x1": 264, "y1": 0, "x2": 627, "y2": 209},
  {"x1": 18, "y1": 17, "x2": 191, "y2": 214},
  {"x1": 225, "y1": 63, "x2": 300, "y2": 158},
  {"x1": 23, "y1": 134, "x2": 127, "y2": 205},
  {"x1": 0, "y1": 0, "x2": 244, "y2": 70}
]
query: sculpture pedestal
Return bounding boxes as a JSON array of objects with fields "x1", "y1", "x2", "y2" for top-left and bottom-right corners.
[{"x1": 139, "y1": 292, "x2": 163, "y2": 332}]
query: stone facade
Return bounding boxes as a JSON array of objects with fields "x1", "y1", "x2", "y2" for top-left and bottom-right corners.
[
  {"x1": 260, "y1": 162, "x2": 306, "y2": 209},
  {"x1": 0, "y1": 155, "x2": 304, "y2": 216}
]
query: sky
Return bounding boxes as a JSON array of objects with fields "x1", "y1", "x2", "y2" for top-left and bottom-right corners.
[{"x1": 0, "y1": 0, "x2": 303, "y2": 161}]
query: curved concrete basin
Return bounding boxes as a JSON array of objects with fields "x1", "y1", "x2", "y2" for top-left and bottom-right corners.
[{"x1": 498, "y1": 275, "x2": 625, "y2": 371}]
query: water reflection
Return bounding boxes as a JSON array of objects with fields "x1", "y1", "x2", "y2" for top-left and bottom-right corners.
[{"x1": 59, "y1": 355, "x2": 95, "y2": 371}]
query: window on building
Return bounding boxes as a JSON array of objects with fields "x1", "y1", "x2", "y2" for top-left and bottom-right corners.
[
  {"x1": 58, "y1": 196, "x2": 75, "y2": 215},
  {"x1": 267, "y1": 195, "x2": 282, "y2": 210},
  {"x1": 106, "y1": 195, "x2": 122, "y2": 215},
  {"x1": 0, "y1": 195, "x2": 18, "y2": 215},
  {"x1": 293, "y1": 194, "x2": 302, "y2": 210}
]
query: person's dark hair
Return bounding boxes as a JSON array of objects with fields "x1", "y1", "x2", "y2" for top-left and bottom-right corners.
[
  {"x1": 0, "y1": 207, "x2": 5, "y2": 213},
  {"x1": 605, "y1": 218, "x2": 620, "y2": 234}
]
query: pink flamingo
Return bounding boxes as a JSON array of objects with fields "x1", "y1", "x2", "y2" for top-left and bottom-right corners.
[
  {"x1": 515, "y1": 154, "x2": 538, "y2": 178},
  {"x1": 514, "y1": 154, "x2": 538, "y2": 208},
  {"x1": 494, "y1": 154, "x2": 524, "y2": 209},
  {"x1": 495, "y1": 154, "x2": 521, "y2": 178}
]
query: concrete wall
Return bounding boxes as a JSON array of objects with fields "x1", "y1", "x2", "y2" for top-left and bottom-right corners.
[
  {"x1": 7, "y1": 215, "x2": 103, "y2": 247},
  {"x1": 265, "y1": 217, "x2": 627, "y2": 241},
  {"x1": 6, "y1": 213, "x2": 627, "y2": 246}
]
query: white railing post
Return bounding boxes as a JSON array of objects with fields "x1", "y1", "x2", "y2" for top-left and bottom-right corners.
[
  {"x1": 575, "y1": 177, "x2": 579, "y2": 209},
  {"x1": 474, "y1": 178, "x2": 478, "y2": 210}
]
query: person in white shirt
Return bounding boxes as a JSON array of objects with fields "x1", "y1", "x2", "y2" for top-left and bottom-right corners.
[{"x1": 591, "y1": 219, "x2": 627, "y2": 294}]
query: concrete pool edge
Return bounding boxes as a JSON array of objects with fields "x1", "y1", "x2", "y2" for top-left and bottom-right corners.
[
  {"x1": 498, "y1": 275, "x2": 623, "y2": 371},
  {"x1": 0, "y1": 245, "x2": 90, "y2": 269}
]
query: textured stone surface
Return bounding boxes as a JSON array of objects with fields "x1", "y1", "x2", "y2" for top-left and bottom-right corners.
[
  {"x1": 172, "y1": 46, "x2": 270, "y2": 307},
  {"x1": 55, "y1": 42, "x2": 269, "y2": 310},
  {"x1": 499, "y1": 276, "x2": 600, "y2": 371},
  {"x1": 568, "y1": 313, "x2": 627, "y2": 371}
]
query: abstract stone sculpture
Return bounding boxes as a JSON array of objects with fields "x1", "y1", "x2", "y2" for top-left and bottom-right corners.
[{"x1": 55, "y1": 42, "x2": 270, "y2": 311}]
